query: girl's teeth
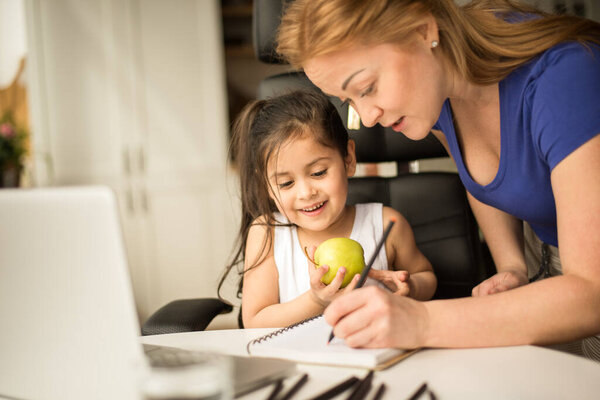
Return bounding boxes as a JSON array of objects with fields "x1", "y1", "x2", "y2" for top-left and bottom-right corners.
[{"x1": 303, "y1": 202, "x2": 324, "y2": 211}]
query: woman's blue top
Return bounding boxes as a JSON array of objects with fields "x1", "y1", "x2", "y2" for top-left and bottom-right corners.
[{"x1": 433, "y1": 42, "x2": 600, "y2": 247}]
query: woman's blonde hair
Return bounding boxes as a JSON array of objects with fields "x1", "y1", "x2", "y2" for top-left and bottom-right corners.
[{"x1": 277, "y1": 0, "x2": 600, "y2": 84}]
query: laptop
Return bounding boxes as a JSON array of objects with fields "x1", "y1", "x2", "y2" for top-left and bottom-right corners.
[{"x1": 0, "y1": 186, "x2": 295, "y2": 400}]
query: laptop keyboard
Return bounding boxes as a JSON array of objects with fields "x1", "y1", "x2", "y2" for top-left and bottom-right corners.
[{"x1": 143, "y1": 344, "x2": 216, "y2": 368}]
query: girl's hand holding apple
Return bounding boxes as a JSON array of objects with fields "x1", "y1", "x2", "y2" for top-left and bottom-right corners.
[{"x1": 305, "y1": 245, "x2": 360, "y2": 307}]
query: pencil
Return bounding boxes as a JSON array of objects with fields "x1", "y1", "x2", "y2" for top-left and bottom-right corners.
[
  {"x1": 345, "y1": 370, "x2": 374, "y2": 400},
  {"x1": 407, "y1": 382, "x2": 428, "y2": 400},
  {"x1": 372, "y1": 383, "x2": 387, "y2": 400},
  {"x1": 278, "y1": 373, "x2": 309, "y2": 400},
  {"x1": 266, "y1": 378, "x2": 284, "y2": 400},
  {"x1": 327, "y1": 218, "x2": 396, "y2": 344},
  {"x1": 308, "y1": 376, "x2": 359, "y2": 400}
]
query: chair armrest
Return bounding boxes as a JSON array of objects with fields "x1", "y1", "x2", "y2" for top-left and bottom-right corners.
[{"x1": 141, "y1": 298, "x2": 233, "y2": 336}]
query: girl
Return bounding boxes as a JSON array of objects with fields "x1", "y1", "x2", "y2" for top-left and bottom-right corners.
[{"x1": 221, "y1": 90, "x2": 436, "y2": 328}]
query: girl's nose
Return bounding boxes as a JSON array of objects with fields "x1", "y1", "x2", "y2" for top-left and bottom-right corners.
[{"x1": 297, "y1": 179, "x2": 316, "y2": 200}]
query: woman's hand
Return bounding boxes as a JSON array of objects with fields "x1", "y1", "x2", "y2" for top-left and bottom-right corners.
[
  {"x1": 306, "y1": 246, "x2": 359, "y2": 307},
  {"x1": 368, "y1": 269, "x2": 411, "y2": 296},
  {"x1": 324, "y1": 286, "x2": 428, "y2": 349},
  {"x1": 471, "y1": 270, "x2": 529, "y2": 296}
]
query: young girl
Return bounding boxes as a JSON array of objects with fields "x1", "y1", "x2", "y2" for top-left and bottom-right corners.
[{"x1": 222, "y1": 90, "x2": 436, "y2": 328}]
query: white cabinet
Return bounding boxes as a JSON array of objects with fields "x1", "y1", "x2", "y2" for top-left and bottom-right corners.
[{"x1": 25, "y1": 0, "x2": 239, "y2": 324}]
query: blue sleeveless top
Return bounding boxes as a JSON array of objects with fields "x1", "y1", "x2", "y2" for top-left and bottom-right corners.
[{"x1": 433, "y1": 42, "x2": 600, "y2": 247}]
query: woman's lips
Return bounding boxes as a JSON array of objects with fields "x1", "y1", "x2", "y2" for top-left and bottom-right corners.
[{"x1": 391, "y1": 116, "x2": 405, "y2": 132}]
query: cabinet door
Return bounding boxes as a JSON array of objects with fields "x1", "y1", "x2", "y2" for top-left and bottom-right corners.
[{"x1": 26, "y1": 0, "x2": 238, "y2": 323}]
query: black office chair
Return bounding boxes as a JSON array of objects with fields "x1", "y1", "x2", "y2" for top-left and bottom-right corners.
[
  {"x1": 253, "y1": 0, "x2": 494, "y2": 299},
  {"x1": 141, "y1": 298, "x2": 233, "y2": 336},
  {"x1": 142, "y1": 0, "x2": 494, "y2": 336}
]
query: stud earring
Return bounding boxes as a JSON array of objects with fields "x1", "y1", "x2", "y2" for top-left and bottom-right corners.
[{"x1": 431, "y1": 40, "x2": 439, "y2": 48}]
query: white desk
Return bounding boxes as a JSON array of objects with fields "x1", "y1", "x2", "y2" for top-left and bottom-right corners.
[{"x1": 141, "y1": 328, "x2": 600, "y2": 399}]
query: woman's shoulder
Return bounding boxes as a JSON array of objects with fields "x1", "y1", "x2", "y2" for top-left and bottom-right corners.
[
  {"x1": 521, "y1": 41, "x2": 600, "y2": 81},
  {"x1": 539, "y1": 41, "x2": 599, "y2": 67}
]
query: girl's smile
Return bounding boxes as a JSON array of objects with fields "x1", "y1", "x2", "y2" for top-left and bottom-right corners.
[{"x1": 267, "y1": 132, "x2": 356, "y2": 235}]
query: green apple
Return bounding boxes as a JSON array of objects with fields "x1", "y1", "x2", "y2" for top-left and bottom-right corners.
[{"x1": 312, "y1": 238, "x2": 366, "y2": 288}]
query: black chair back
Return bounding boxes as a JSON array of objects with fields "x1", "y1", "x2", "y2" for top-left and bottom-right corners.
[{"x1": 252, "y1": 0, "x2": 493, "y2": 298}]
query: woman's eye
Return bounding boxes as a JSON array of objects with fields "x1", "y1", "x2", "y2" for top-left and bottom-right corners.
[
  {"x1": 312, "y1": 169, "x2": 327, "y2": 177},
  {"x1": 360, "y1": 85, "x2": 374, "y2": 98}
]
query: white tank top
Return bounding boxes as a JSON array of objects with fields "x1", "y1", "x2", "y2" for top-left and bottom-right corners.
[{"x1": 273, "y1": 203, "x2": 388, "y2": 303}]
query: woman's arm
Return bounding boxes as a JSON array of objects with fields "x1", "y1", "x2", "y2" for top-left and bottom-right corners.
[
  {"x1": 467, "y1": 193, "x2": 529, "y2": 295},
  {"x1": 430, "y1": 128, "x2": 529, "y2": 294},
  {"x1": 325, "y1": 135, "x2": 600, "y2": 349}
]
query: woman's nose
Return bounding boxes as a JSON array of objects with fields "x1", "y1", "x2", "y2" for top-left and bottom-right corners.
[{"x1": 356, "y1": 102, "x2": 382, "y2": 128}]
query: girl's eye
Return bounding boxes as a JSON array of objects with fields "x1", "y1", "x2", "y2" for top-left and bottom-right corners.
[
  {"x1": 312, "y1": 169, "x2": 327, "y2": 177},
  {"x1": 278, "y1": 180, "x2": 293, "y2": 189}
]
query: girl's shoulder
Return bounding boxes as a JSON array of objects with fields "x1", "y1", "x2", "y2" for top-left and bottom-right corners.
[
  {"x1": 381, "y1": 205, "x2": 407, "y2": 223},
  {"x1": 353, "y1": 203, "x2": 410, "y2": 228}
]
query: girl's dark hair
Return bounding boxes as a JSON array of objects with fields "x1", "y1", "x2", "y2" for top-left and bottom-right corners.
[{"x1": 217, "y1": 90, "x2": 349, "y2": 321}]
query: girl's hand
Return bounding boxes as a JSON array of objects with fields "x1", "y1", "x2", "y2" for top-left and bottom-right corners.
[
  {"x1": 324, "y1": 286, "x2": 428, "y2": 349},
  {"x1": 306, "y1": 246, "x2": 359, "y2": 307},
  {"x1": 368, "y1": 269, "x2": 411, "y2": 296},
  {"x1": 471, "y1": 270, "x2": 529, "y2": 296}
]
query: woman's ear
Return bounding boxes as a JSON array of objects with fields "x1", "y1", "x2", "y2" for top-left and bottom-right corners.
[
  {"x1": 345, "y1": 139, "x2": 357, "y2": 178},
  {"x1": 415, "y1": 13, "x2": 439, "y2": 46}
]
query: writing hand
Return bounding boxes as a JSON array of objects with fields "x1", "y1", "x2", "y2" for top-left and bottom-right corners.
[{"x1": 323, "y1": 286, "x2": 427, "y2": 349}]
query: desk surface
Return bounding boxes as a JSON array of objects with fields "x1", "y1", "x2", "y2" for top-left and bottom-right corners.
[{"x1": 141, "y1": 328, "x2": 600, "y2": 400}]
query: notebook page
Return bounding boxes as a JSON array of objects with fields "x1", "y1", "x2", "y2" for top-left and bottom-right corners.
[{"x1": 247, "y1": 315, "x2": 408, "y2": 369}]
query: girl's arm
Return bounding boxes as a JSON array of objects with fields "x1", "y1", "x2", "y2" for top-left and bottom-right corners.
[
  {"x1": 379, "y1": 206, "x2": 437, "y2": 301},
  {"x1": 241, "y1": 219, "x2": 357, "y2": 328},
  {"x1": 241, "y1": 220, "x2": 320, "y2": 328}
]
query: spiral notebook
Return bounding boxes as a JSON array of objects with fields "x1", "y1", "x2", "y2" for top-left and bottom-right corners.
[{"x1": 246, "y1": 315, "x2": 417, "y2": 370}]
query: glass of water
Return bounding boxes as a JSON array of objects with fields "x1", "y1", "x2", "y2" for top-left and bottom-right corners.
[{"x1": 141, "y1": 351, "x2": 233, "y2": 400}]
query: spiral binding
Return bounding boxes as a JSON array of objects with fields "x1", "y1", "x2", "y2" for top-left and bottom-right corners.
[{"x1": 246, "y1": 314, "x2": 323, "y2": 354}]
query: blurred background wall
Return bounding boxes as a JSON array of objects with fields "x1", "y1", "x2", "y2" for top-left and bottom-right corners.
[{"x1": 1, "y1": 0, "x2": 598, "y2": 330}]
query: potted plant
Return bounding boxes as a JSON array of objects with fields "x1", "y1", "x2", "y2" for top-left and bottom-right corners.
[{"x1": 0, "y1": 110, "x2": 28, "y2": 187}]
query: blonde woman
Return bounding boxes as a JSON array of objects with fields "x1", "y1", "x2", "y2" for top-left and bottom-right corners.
[{"x1": 277, "y1": 0, "x2": 600, "y2": 360}]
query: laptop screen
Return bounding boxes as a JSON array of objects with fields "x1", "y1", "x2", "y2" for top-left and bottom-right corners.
[{"x1": 0, "y1": 187, "x2": 146, "y2": 399}]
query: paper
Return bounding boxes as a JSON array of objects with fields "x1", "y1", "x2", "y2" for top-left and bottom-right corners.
[{"x1": 246, "y1": 315, "x2": 415, "y2": 370}]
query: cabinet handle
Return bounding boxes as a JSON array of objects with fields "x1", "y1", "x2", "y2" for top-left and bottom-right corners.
[
  {"x1": 138, "y1": 147, "x2": 145, "y2": 174},
  {"x1": 123, "y1": 149, "x2": 131, "y2": 176},
  {"x1": 126, "y1": 188, "x2": 135, "y2": 214},
  {"x1": 141, "y1": 188, "x2": 149, "y2": 213}
]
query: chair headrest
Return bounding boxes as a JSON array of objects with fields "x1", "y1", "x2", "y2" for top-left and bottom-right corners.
[{"x1": 253, "y1": 0, "x2": 287, "y2": 64}]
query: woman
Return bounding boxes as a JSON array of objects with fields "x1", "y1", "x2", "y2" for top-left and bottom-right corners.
[{"x1": 276, "y1": 0, "x2": 600, "y2": 360}]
